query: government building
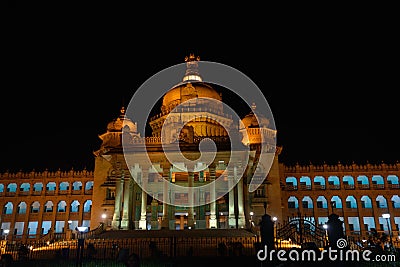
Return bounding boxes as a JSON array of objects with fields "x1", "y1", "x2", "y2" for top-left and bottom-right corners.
[{"x1": 0, "y1": 55, "x2": 399, "y2": 244}]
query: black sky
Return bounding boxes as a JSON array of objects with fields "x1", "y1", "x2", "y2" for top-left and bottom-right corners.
[{"x1": 2, "y1": 21, "x2": 398, "y2": 172}]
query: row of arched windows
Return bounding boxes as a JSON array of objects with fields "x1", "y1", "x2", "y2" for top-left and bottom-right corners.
[
  {"x1": 2, "y1": 200, "x2": 92, "y2": 215},
  {"x1": 287, "y1": 195, "x2": 400, "y2": 209},
  {"x1": 285, "y1": 175, "x2": 399, "y2": 187},
  {"x1": 0, "y1": 181, "x2": 93, "y2": 193}
]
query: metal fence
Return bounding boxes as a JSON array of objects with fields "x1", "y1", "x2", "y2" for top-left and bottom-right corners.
[{"x1": 0, "y1": 235, "x2": 257, "y2": 265}]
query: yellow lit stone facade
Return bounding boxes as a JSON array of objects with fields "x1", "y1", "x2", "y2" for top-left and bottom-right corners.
[
  {"x1": 1, "y1": 55, "x2": 399, "y2": 243},
  {"x1": 0, "y1": 169, "x2": 93, "y2": 242}
]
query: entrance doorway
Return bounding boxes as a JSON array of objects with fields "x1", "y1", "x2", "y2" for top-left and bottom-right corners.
[{"x1": 174, "y1": 212, "x2": 188, "y2": 230}]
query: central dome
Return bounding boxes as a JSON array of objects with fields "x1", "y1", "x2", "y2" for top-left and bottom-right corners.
[{"x1": 161, "y1": 81, "x2": 222, "y2": 114}]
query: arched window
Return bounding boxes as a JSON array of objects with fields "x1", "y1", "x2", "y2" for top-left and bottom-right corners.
[
  {"x1": 3, "y1": 202, "x2": 13, "y2": 214},
  {"x1": 46, "y1": 182, "x2": 56, "y2": 191},
  {"x1": 72, "y1": 181, "x2": 82, "y2": 191},
  {"x1": 372, "y1": 175, "x2": 384, "y2": 189},
  {"x1": 17, "y1": 202, "x2": 27, "y2": 214},
  {"x1": 0, "y1": 184, "x2": 4, "y2": 193},
  {"x1": 44, "y1": 201, "x2": 54, "y2": 212},
  {"x1": 85, "y1": 181, "x2": 94, "y2": 191},
  {"x1": 391, "y1": 195, "x2": 400, "y2": 208},
  {"x1": 7, "y1": 183, "x2": 17, "y2": 192},
  {"x1": 286, "y1": 177, "x2": 297, "y2": 190},
  {"x1": 387, "y1": 175, "x2": 399, "y2": 186},
  {"x1": 30, "y1": 201, "x2": 40, "y2": 213},
  {"x1": 328, "y1": 176, "x2": 340, "y2": 188},
  {"x1": 57, "y1": 201, "x2": 67, "y2": 212},
  {"x1": 361, "y1": 196, "x2": 372, "y2": 208},
  {"x1": 376, "y1": 195, "x2": 387, "y2": 208},
  {"x1": 288, "y1": 196, "x2": 299, "y2": 209},
  {"x1": 83, "y1": 200, "x2": 92, "y2": 212},
  {"x1": 59, "y1": 182, "x2": 69, "y2": 191},
  {"x1": 343, "y1": 176, "x2": 355, "y2": 189},
  {"x1": 70, "y1": 200, "x2": 80, "y2": 212},
  {"x1": 316, "y1": 196, "x2": 328, "y2": 208},
  {"x1": 345, "y1": 196, "x2": 357, "y2": 208},
  {"x1": 314, "y1": 176, "x2": 325, "y2": 186},
  {"x1": 302, "y1": 196, "x2": 313, "y2": 208},
  {"x1": 20, "y1": 183, "x2": 30, "y2": 192},
  {"x1": 331, "y1": 196, "x2": 343, "y2": 208},
  {"x1": 300, "y1": 176, "x2": 311, "y2": 189},
  {"x1": 33, "y1": 182, "x2": 43, "y2": 192},
  {"x1": 357, "y1": 175, "x2": 369, "y2": 188}
]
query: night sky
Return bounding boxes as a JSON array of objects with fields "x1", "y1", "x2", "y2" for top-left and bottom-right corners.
[{"x1": 2, "y1": 23, "x2": 398, "y2": 173}]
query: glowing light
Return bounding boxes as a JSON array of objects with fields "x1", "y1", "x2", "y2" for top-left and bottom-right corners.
[
  {"x1": 323, "y1": 224, "x2": 328, "y2": 229},
  {"x1": 272, "y1": 217, "x2": 278, "y2": 222},
  {"x1": 382, "y1": 213, "x2": 390, "y2": 219},
  {"x1": 101, "y1": 213, "x2": 107, "y2": 219}
]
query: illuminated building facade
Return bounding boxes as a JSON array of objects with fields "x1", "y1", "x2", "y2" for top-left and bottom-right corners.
[{"x1": 0, "y1": 55, "x2": 399, "y2": 243}]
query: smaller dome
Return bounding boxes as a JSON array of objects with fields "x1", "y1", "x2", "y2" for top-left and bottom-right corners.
[
  {"x1": 241, "y1": 103, "x2": 270, "y2": 128},
  {"x1": 107, "y1": 107, "x2": 137, "y2": 133}
]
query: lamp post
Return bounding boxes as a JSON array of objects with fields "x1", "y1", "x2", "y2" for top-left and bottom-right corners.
[
  {"x1": 323, "y1": 224, "x2": 328, "y2": 247},
  {"x1": 3, "y1": 229, "x2": 9, "y2": 241},
  {"x1": 382, "y1": 213, "x2": 393, "y2": 251},
  {"x1": 249, "y1": 211, "x2": 254, "y2": 230},
  {"x1": 272, "y1": 217, "x2": 278, "y2": 248},
  {"x1": 76, "y1": 226, "x2": 88, "y2": 267}
]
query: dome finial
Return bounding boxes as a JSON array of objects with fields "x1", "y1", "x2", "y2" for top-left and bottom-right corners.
[
  {"x1": 251, "y1": 102, "x2": 257, "y2": 111},
  {"x1": 119, "y1": 106, "x2": 125, "y2": 118},
  {"x1": 183, "y1": 53, "x2": 202, "y2": 82}
]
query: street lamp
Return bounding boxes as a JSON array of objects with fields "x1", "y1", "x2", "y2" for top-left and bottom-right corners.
[
  {"x1": 382, "y1": 213, "x2": 393, "y2": 250},
  {"x1": 3, "y1": 229, "x2": 9, "y2": 240},
  {"x1": 249, "y1": 212, "x2": 254, "y2": 230},
  {"x1": 323, "y1": 224, "x2": 328, "y2": 247},
  {"x1": 272, "y1": 217, "x2": 278, "y2": 248}
]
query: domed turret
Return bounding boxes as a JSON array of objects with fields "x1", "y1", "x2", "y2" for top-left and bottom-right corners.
[
  {"x1": 240, "y1": 103, "x2": 275, "y2": 145},
  {"x1": 107, "y1": 107, "x2": 137, "y2": 134},
  {"x1": 241, "y1": 103, "x2": 270, "y2": 128}
]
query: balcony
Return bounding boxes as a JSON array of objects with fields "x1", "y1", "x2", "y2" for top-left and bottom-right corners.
[
  {"x1": 389, "y1": 184, "x2": 399, "y2": 189},
  {"x1": 357, "y1": 184, "x2": 370, "y2": 190},
  {"x1": 85, "y1": 189, "x2": 93, "y2": 195},
  {"x1": 314, "y1": 184, "x2": 325, "y2": 190},
  {"x1": 372, "y1": 184, "x2": 385, "y2": 190},
  {"x1": 344, "y1": 184, "x2": 355, "y2": 190},
  {"x1": 328, "y1": 184, "x2": 340, "y2": 190},
  {"x1": 299, "y1": 184, "x2": 312, "y2": 191},
  {"x1": 284, "y1": 185, "x2": 297, "y2": 191}
]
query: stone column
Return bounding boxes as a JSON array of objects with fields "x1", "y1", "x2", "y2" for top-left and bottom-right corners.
[
  {"x1": 236, "y1": 166, "x2": 246, "y2": 228},
  {"x1": 228, "y1": 168, "x2": 236, "y2": 228},
  {"x1": 161, "y1": 164, "x2": 170, "y2": 229},
  {"x1": 139, "y1": 168, "x2": 148, "y2": 230},
  {"x1": 111, "y1": 172, "x2": 124, "y2": 229},
  {"x1": 121, "y1": 171, "x2": 133, "y2": 229},
  {"x1": 187, "y1": 171, "x2": 195, "y2": 228},
  {"x1": 209, "y1": 164, "x2": 217, "y2": 228}
]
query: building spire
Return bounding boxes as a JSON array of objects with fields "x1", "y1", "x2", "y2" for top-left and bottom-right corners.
[
  {"x1": 183, "y1": 53, "x2": 202, "y2": 82},
  {"x1": 119, "y1": 106, "x2": 125, "y2": 118}
]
